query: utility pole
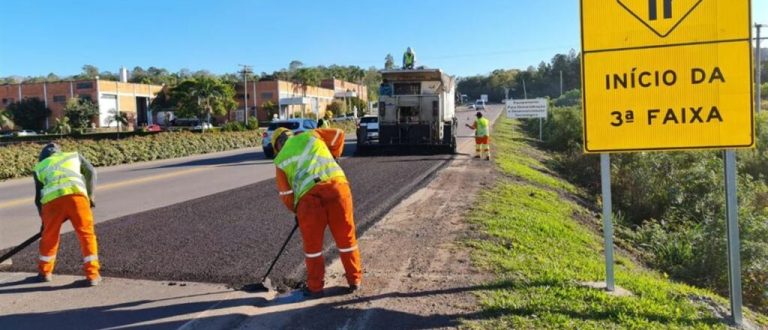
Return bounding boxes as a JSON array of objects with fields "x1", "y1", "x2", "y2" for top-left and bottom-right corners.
[
  {"x1": 522, "y1": 79, "x2": 528, "y2": 99},
  {"x1": 757, "y1": 24, "x2": 763, "y2": 114},
  {"x1": 238, "y1": 64, "x2": 253, "y2": 123}
]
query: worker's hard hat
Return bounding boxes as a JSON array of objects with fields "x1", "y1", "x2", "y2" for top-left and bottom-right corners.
[
  {"x1": 39, "y1": 143, "x2": 61, "y2": 161},
  {"x1": 326, "y1": 111, "x2": 333, "y2": 117},
  {"x1": 271, "y1": 127, "x2": 293, "y2": 151},
  {"x1": 476, "y1": 111, "x2": 483, "y2": 118}
]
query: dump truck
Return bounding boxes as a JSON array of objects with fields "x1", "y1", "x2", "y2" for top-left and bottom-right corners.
[{"x1": 357, "y1": 68, "x2": 457, "y2": 155}]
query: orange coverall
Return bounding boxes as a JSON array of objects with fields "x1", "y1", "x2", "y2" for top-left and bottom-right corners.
[
  {"x1": 39, "y1": 194, "x2": 100, "y2": 280},
  {"x1": 275, "y1": 129, "x2": 362, "y2": 293}
]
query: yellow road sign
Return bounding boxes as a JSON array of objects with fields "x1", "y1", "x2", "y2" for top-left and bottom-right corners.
[{"x1": 580, "y1": 0, "x2": 754, "y2": 152}]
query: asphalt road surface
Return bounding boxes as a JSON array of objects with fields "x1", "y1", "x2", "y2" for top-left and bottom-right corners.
[
  {"x1": 2, "y1": 153, "x2": 452, "y2": 288},
  {"x1": 1, "y1": 105, "x2": 503, "y2": 289}
]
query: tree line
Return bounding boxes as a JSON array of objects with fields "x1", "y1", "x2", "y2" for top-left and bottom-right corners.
[{"x1": 457, "y1": 50, "x2": 581, "y2": 103}]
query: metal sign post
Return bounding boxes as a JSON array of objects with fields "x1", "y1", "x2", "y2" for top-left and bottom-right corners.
[
  {"x1": 724, "y1": 150, "x2": 743, "y2": 325},
  {"x1": 600, "y1": 153, "x2": 615, "y2": 291}
]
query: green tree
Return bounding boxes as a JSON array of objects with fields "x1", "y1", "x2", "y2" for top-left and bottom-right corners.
[
  {"x1": 80, "y1": 65, "x2": 99, "y2": 79},
  {"x1": 384, "y1": 54, "x2": 395, "y2": 70},
  {"x1": 106, "y1": 108, "x2": 130, "y2": 131},
  {"x1": 51, "y1": 116, "x2": 71, "y2": 135},
  {"x1": 5, "y1": 98, "x2": 51, "y2": 130},
  {"x1": 261, "y1": 100, "x2": 278, "y2": 119},
  {"x1": 171, "y1": 76, "x2": 237, "y2": 125},
  {"x1": 293, "y1": 68, "x2": 321, "y2": 86},
  {"x1": 0, "y1": 110, "x2": 15, "y2": 130},
  {"x1": 63, "y1": 98, "x2": 99, "y2": 130},
  {"x1": 289, "y1": 60, "x2": 304, "y2": 72}
]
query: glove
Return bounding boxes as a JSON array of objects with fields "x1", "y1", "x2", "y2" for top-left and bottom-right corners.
[{"x1": 90, "y1": 200, "x2": 96, "y2": 208}]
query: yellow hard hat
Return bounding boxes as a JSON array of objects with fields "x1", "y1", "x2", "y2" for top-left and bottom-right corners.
[
  {"x1": 271, "y1": 127, "x2": 293, "y2": 151},
  {"x1": 325, "y1": 111, "x2": 333, "y2": 118}
]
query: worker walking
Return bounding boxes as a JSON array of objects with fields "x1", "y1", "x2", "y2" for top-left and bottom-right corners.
[
  {"x1": 34, "y1": 143, "x2": 101, "y2": 286},
  {"x1": 466, "y1": 111, "x2": 491, "y2": 160},
  {"x1": 403, "y1": 47, "x2": 415, "y2": 69},
  {"x1": 271, "y1": 127, "x2": 362, "y2": 298}
]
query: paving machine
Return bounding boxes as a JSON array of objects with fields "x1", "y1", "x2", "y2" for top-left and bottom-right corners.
[{"x1": 357, "y1": 68, "x2": 457, "y2": 155}]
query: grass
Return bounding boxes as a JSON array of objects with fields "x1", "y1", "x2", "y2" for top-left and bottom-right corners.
[
  {"x1": 491, "y1": 122, "x2": 579, "y2": 195},
  {"x1": 464, "y1": 118, "x2": 767, "y2": 329}
]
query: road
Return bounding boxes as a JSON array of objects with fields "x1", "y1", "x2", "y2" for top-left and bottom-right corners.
[{"x1": 0, "y1": 105, "x2": 503, "y2": 328}]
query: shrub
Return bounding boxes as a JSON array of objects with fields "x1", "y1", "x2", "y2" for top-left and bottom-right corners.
[
  {"x1": 220, "y1": 121, "x2": 246, "y2": 132},
  {"x1": 0, "y1": 130, "x2": 261, "y2": 180},
  {"x1": 518, "y1": 105, "x2": 768, "y2": 312}
]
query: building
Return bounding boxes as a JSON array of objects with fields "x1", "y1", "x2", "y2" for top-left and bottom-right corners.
[
  {"x1": 0, "y1": 78, "x2": 163, "y2": 130},
  {"x1": 234, "y1": 79, "x2": 368, "y2": 121},
  {"x1": 321, "y1": 78, "x2": 368, "y2": 102}
]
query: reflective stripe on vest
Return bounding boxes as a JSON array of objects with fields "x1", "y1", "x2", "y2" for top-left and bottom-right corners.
[
  {"x1": 34, "y1": 152, "x2": 88, "y2": 205},
  {"x1": 275, "y1": 131, "x2": 346, "y2": 207},
  {"x1": 475, "y1": 118, "x2": 489, "y2": 137}
]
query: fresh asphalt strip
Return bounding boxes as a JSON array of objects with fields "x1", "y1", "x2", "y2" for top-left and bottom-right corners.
[{"x1": 1, "y1": 154, "x2": 452, "y2": 289}]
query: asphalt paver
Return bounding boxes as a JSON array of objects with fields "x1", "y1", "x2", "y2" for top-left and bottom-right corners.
[{"x1": 1, "y1": 154, "x2": 452, "y2": 289}]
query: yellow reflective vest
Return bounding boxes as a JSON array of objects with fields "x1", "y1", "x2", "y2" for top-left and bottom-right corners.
[
  {"x1": 274, "y1": 131, "x2": 346, "y2": 206},
  {"x1": 34, "y1": 152, "x2": 88, "y2": 205},
  {"x1": 475, "y1": 118, "x2": 490, "y2": 137}
]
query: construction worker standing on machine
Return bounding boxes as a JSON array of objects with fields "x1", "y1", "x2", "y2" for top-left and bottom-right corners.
[
  {"x1": 466, "y1": 111, "x2": 491, "y2": 160},
  {"x1": 33, "y1": 143, "x2": 101, "y2": 286},
  {"x1": 270, "y1": 127, "x2": 362, "y2": 298},
  {"x1": 403, "y1": 47, "x2": 415, "y2": 69}
]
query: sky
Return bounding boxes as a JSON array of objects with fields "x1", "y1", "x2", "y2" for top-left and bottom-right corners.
[{"x1": 1, "y1": 0, "x2": 766, "y2": 78}]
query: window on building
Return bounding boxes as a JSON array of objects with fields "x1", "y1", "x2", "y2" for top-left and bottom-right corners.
[
  {"x1": 78, "y1": 94, "x2": 92, "y2": 102},
  {"x1": 261, "y1": 92, "x2": 273, "y2": 100},
  {"x1": 393, "y1": 83, "x2": 421, "y2": 95},
  {"x1": 53, "y1": 95, "x2": 66, "y2": 103},
  {"x1": 76, "y1": 82, "x2": 93, "y2": 89}
]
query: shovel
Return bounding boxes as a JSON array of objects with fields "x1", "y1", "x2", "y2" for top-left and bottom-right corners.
[
  {"x1": 247, "y1": 219, "x2": 299, "y2": 292},
  {"x1": 0, "y1": 229, "x2": 42, "y2": 265}
]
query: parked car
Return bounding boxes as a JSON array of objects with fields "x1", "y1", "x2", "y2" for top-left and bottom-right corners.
[
  {"x1": 357, "y1": 115, "x2": 379, "y2": 141},
  {"x1": 14, "y1": 129, "x2": 38, "y2": 137},
  {"x1": 262, "y1": 118, "x2": 318, "y2": 158},
  {"x1": 171, "y1": 118, "x2": 211, "y2": 130}
]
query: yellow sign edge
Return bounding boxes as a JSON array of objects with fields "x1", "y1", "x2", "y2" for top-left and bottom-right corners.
[{"x1": 579, "y1": 0, "x2": 755, "y2": 154}]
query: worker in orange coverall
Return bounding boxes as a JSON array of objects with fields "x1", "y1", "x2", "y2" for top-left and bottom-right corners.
[
  {"x1": 33, "y1": 143, "x2": 101, "y2": 286},
  {"x1": 271, "y1": 127, "x2": 362, "y2": 298}
]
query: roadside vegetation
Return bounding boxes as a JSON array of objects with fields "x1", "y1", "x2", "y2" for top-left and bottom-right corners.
[
  {"x1": 516, "y1": 106, "x2": 768, "y2": 314},
  {"x1": 0, "y1": 131, "x2": 261, "y2": 181},
  {"x1": 466, "y1": 118, "x2": 768, "y2": 328}
]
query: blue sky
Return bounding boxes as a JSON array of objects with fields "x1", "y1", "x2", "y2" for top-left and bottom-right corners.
[{"x1": 1, "y1": 0, "x2": 766, "y2": 78}]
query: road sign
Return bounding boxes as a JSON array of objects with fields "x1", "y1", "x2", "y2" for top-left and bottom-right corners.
[
  {"x1": 581, "y1": 0, "x2": 754, "y2": 152},
  {"x1": 506, "y1": 99, "x2": 548, "y2": 119}
]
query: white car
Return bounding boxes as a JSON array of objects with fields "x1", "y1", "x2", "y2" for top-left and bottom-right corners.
[
  {"x1": 357, "y1": 116, "x2": 379, "y2": 141},
  {"x1": 14, "y1": 129, "x2": 38, "y2": 137},
  {"x1": 472, "y1": 100, "x2": 486, "y2": 110},
  {"x1": 262, "y1": 118, "x2": 318, "y2": 158}
]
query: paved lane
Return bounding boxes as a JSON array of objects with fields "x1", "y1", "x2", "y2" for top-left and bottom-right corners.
[{"x1": 2, "y1": 105, "x2": 503, "y2": 288}]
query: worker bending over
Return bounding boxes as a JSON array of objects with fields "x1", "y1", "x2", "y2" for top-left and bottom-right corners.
[
  {"x1": 271, "y1": 127, "x2": 362, "y2": 298},
  {"x1": 466, "y1": 111, "x2": 491, "y2": 160},
  {"x1": 34, "y1": 143, "x2": 101, "y2": 286}
]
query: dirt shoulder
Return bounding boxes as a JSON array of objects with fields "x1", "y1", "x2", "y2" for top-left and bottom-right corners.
[{"x1": 233, "y1": 141, "x2": 495, "y2": 329}]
